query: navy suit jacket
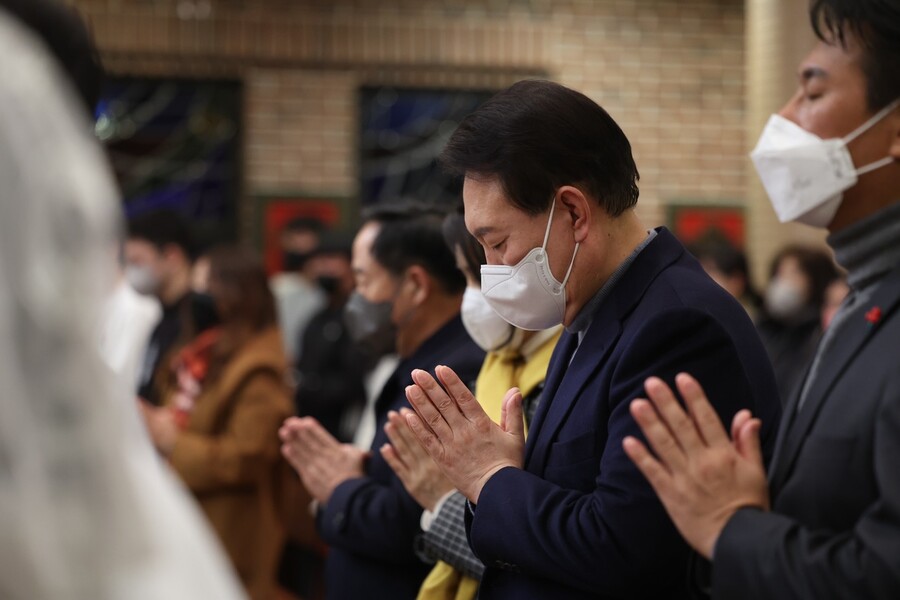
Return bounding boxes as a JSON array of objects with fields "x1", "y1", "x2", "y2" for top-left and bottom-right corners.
[
  {"x1": 712, "y1": 262, "x2": 900, "y2": 599},
  {"x1": 318, "y1": 314, "x2": 484, "y2": 600},
  {"x1": 467, "y1": 228, "x2": 782, "y2": 599}
]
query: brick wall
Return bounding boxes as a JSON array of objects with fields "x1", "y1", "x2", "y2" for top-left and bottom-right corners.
[{"x1": 75, "y1": 0, "x2": 752, "y2": 260}]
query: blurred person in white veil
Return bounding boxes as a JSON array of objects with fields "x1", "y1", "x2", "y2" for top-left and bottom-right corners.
[{"x1": 0, "y1": 8, "x2": 245, "y2": 600}]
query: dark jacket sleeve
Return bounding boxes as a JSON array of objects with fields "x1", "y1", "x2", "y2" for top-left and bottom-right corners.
[
  {"x1": 712, "y1": 370, "x2": 900, "y2": 600},
  {"x1": 468, "y1": 308, "x2": 773, "y2": 596},
  {"x1": 315, "y1": 334, "x2": 483, "y2": 568},
  {"x1": 316, "y1": 451, "x2": 425, "y2": 565}
]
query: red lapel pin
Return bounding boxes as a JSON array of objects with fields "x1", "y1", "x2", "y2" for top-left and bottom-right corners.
[{"x1": 865, "y1": 306, "x2": 882, "y2": 326}]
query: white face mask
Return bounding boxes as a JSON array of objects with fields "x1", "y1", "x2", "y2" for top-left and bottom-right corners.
[
  {"x1": 460, "y1": 287, "x2": 515, "y2": 352},
  {"x1": 125, "y1": 264, "x2": 161, "y2": 296},
  {"x1": 480, "y1": 202, "x2": 579, "y2": 331},
  {"x1": 765, "y1": 278, "x2": 806, "y2": 321},
  {"x1": 750, "y1": 99, "x2": 900, "y2": 228}
]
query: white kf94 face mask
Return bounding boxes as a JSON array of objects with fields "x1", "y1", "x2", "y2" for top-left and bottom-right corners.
[
  {"x1": 480, "y1": 202, "x2": 580, "y2": 331},
  {"x1": 460, "y1": 286, "x2": 515, "y2": 352},
  {"x1": 750, "y1": 99, "x2": 900, "y2": 228}
]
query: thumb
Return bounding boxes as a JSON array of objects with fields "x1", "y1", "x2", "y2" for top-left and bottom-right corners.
[
  {"x1": 501, "y1": 387, "x2": 525, "y2": 440},
  {"x1": 735, "y1": 418, "x2": 763, "y2": 464}
]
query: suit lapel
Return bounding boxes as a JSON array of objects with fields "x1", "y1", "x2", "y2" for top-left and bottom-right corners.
[
  {"x1": 525, "y1": 317, "x2": 621, "y2": 476},
  {"x1": 524, "y1": 330, "x2": 577, "y2": 462},
  {"x1": 768, "y1": 267, "x2": 900, "y2": 493},
  {"x1": 765, "y1": 361, "x2": 812, "y2": 480},
  {"x1": 523, "y1": 227, "x2": 684, "y2": 474}
]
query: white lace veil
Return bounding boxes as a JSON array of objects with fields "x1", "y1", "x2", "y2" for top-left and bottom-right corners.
[{"x1": 0, "y1": 11, "x2": 245, "y2": 600}]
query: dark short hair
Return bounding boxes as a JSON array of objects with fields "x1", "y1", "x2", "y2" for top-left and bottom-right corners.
[
  {"x1": 688, "y1": 237, "x2": 761, "y2": 305},
  {"x1": 2, "y1": 0, "x2": 103, "y2": 117},
  {"x1": 689, "y1": 238, "x2": 751, "y2": 280},
  {"x1": 283, "y1": 216, "x2": 325, "y2": 234},
  {"x1": 439, "y1": 79, "x2": 640, "y2": 217},
  {"x1": 362, "y1": 202, "x2": 466, "y2": 295},
  {"x1": 442, "y1": 209, "x2": 485, "y2": 280},
  {"x1": 810, "y1": 0, "x2": 900, "y2": 111},
  {"x1": 127, "y1": 210, "x2": 196, "y2": 261},
  {"x1": 313, "y1": 230, "x2": 354, "y2": 260}
]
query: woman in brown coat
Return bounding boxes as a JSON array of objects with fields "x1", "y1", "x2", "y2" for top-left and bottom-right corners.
[{"x1": 143, "y1": 245, "x2": 293, "y2": 600}]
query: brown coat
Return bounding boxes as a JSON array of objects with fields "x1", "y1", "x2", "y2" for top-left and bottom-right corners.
[{"x1": 168, "y1": 327, "x2": 292, "y2": 600}]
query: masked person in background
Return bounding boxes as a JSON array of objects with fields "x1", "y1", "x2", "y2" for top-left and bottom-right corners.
[
  {"x1": 280, "y1": 204, "x2": 484, "y2": 600},
  {"x1": 125, "y1": 210, "x2": 198, "y2": 405},
  {"x1": 142, "y1": 245, "x2": 292, "y2": 600},
  {"x1": 293, "y1": 232, "x2": 370, "y2": 442},
  {"x1": 756, "y1": 245, "x2": 839, "y2": 404},
  {"x1": 624, "y1": 1, "x2": 900, "y2": 598},
  {"x1": 270, "y1": 217, "x2": 327, "y2": 361},
  {"x1": 380, "y1": 210, "x2": 562, "y2": 600}
]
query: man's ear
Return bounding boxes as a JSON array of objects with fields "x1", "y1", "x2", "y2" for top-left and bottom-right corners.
[
  {"x1": 404, "y1": 265, "x2": 431, "y2": 305},
  {"x1": 890, "y1": 107, "x2": 900, "y2": 160},
  {"x1": 557, "y1": 185, "x2": 592, "y2": 244}
]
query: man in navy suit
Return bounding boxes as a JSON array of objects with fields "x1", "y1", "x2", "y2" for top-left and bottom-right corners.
[
  {"x1": 281, "y1": 205, "x2": 484, "y2": 599},
  {"x1": 400, "y1": 80, "x2": 782, "y2": 598},
  {"x1": 624, "y1": 1, "x2": 900, "y2": 598}
]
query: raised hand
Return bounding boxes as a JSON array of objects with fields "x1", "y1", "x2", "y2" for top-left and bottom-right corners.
[
  {"x1": 403, "y1": 365, "x2": 525, "y2": 503},
  {"x1": 623, "y1": 373, "x2": 770, "y2": 558},
  {"x1": 279, "y1": 416, "x2": 366, "y2": 504},
  {"x1": 380, "y1": 408, "x2": 455, "y2": 511}
]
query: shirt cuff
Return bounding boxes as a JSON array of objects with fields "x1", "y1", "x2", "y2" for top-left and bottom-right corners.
[{"x1": 420, "y1": 490, "x2": 457, "y2": 531}]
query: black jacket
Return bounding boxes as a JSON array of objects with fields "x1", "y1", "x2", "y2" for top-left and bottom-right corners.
[
  {"x1": 295, "y1": 304, "x2": 370, "y2": 442},
  {"x1": 317, "y1": 314, "x2": 485, "y2": 600}
]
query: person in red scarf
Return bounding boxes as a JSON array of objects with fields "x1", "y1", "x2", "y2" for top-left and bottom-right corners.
[{"x1": 142, "y1": 245, "x2": 292, "y2": 600}]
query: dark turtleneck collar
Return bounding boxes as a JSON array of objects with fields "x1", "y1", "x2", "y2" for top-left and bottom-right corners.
[{"x1": 828, "y1": 200, "x2": 900, "y2": 292}]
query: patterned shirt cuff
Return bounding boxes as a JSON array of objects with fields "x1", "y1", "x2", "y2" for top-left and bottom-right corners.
[{"x1": 420, "y1": 489, "x2": 458, "y2": 531}]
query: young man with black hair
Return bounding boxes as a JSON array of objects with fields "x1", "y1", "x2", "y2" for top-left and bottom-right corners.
[
  {"x1": 400, "y1": 79, "x2": 782, "y2": 599},
  {"x1": 125, "y1": 209, "x2": 197, "y2": 405},
  {"x1": 624, "y1": 1, "x2": 900, "y2": 598},
  {"x1": 280, "y1": 205, "x2": 484, "y2": 599}
]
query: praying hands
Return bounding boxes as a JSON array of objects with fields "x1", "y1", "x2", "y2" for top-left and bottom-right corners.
[
  {"x1": 402, "y1": 365, "x2": 525, "y2": 504},
  {"x1": 279, "y1": 416, "x2": 367, "y2": 505},
  {"x1": 623, "y1": 373, "x2": 770, "y2": 558}
]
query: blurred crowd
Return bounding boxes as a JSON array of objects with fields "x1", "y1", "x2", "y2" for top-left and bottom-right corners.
[
  {"x1": 690, "y1": 238, "x2": 847, "y2": 403},
  {"x1": 117, "y1": 197, "x2": 848, "y2": 600},
  {"x1": 2, "y1": 1, "x2": 899, "y2": 600}
]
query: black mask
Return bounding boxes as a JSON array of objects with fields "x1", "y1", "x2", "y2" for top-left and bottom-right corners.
[
  {"x1": 190, "y1": 292, "x2": 222, "y2": 333},
  {"x1": 283, "y1": 250, "x2": 312, "y2": 272},
  {"x1": 343, "y1": 292, "x2": 396, "y2": 358},
  {"x1": 317, "y1": 275, "x2": 342, "y2": 295}
]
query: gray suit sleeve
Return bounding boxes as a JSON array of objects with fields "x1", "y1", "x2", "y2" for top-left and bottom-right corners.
[
  {"x1": 417, "y1": 491, "x2": 485, "y2": 580},
  {"x1": 711, "y1": 383, "x2": 900, "y2": 600}
]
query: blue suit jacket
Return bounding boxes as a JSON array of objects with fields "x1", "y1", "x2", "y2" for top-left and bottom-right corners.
[
  {"x1": 467, "y1": 228, "x2": 782, "y2": 599},
  {"x1": 318, "y1": 314, "x2": 484, "y2": 600}
]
